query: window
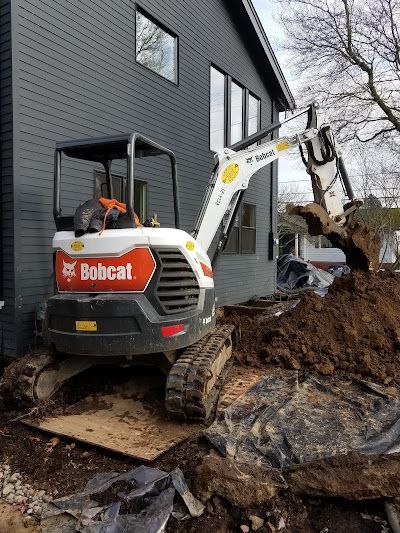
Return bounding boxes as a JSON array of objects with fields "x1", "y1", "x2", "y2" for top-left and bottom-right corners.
[
  {"x1": 94, "y1": 171, "x2": 148, "y2": 222},
  {"x1": 136, "y1": 9, "x2": 178, "y2": 83},
  {"x1": 210, "y1": 67, "x2": 226, "y2": 152},
  {"x1": 224, "y1": 212, "x2": 240, "y2": 254},
  {"x1": 224, "y1": 203, "x2": 256, "y2": 254},
  {"x1": 241, "y1": 203, "x2": 256, "y2": 254},
  {"x1": 313, "y1": 235, "x2": 334, "y2": 249},
  {"x1": 209, "y1": 66, "x2": 261, "y2": 151},
  {"x1": 230, "y1": 81, "x2": 244, "y2": 144},
  {"x1": 248, "y1": 93, "x2": 261, "y2": 137}
]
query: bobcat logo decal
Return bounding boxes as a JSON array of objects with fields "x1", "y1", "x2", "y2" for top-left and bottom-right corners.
[{"x1": 62, "y1": 260, "x2": 77, "y2": 282}]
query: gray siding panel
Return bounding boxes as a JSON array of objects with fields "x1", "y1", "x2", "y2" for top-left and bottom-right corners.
[
  {"x1": 12, "y1": 0, "x2": 279, "y2": 354},
  {"x1": 0, "y1": 0, "x2": 16, "y2": 356}
]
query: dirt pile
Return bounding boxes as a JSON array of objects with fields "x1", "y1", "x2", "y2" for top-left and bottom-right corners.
[{"x1": 229, "y1": 270, "x2": 400, "y2": 385}]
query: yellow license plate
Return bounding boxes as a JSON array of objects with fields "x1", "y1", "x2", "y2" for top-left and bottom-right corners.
[{"x1": 75, "y1": 321, "x2": 97, "y2": 332}]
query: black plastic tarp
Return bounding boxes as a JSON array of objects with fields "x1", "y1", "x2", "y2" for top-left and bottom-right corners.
[
  {"x1": 41, "y1": 466, "x2": 204, "y2": 533},
  {"x1": 205, "y1": 370, "x2": 400, "y2": 468},
  {"x1": 277, "y1": 254, "x2": 334, "y2": 292}
]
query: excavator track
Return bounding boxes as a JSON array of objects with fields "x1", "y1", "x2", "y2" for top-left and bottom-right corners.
[
  {"x1": 0, "y1": 348, "x2": 55, "y2": 406},
  {"x1": 165, "y1": 324, "x2": 235, "y2": 423},
  {"x1": 0, "y1": 349, "x2": 98, "y2": 407}
]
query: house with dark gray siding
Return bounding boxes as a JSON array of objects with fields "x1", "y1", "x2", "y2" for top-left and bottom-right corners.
[{"x1": 0, "y1": 0, "x2": 294, "y2": 357}]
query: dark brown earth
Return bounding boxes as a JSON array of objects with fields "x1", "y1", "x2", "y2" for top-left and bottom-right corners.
[
  {"x1": 1, "y1": 271, "x2": 399, "y2": 531},
  {"x1": 289, "y1": 203, "x2": 381, "y2": 271},
  {"x1": 227, "y1": 270, "x2": 400, "y2": 387},
  {"x1": 0, "y1": 362, "x2": 390, "y2": 532}
]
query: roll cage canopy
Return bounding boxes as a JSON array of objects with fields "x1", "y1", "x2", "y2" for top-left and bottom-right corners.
[{"x1": 53, "y1": 133, "x2": 180, "y2": 230}]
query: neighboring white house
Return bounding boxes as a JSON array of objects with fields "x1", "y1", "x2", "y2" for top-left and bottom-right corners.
[
  {"x1": 279, "y1": 213, "x2": 399, "y2": 269},
  {"x1": 301, "y1": 235, "x2": 397, "y2": 269}
]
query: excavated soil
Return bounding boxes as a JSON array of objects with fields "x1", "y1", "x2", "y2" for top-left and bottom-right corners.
[
  {"x1": 0, "y1": 270, "x2": 399, "y2": 530},
  {"x1": 228, "y1": 270, "x2": 400, "y2": 386},
  {"x1": 289, "y1": 203, "x2": 381, "y2": 271}
]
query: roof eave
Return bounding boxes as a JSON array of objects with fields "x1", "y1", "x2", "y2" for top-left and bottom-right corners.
[{"x1": 241, "y1": 0, "x2": 295, "y2": 111}]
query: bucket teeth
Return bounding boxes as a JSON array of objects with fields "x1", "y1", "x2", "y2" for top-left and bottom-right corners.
[{"x1": 165, "y1": 324, "x2": 234, "y2": 423}]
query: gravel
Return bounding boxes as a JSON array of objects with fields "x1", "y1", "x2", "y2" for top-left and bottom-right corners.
[{"x1": 0, "y1": 462, "x2": 52, "y2": 518}]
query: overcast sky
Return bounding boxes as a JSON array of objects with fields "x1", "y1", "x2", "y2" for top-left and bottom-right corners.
[{"x1": 252, "y1": 0, "x2": 313, "y2": 198}]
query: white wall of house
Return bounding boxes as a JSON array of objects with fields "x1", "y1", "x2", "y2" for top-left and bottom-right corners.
[
  {"x1": 301, "y1": 236, "x2": 346, "y2": 264},
  {"x1": 300, "y1": 234, "x2": 396, "y2": 265}
]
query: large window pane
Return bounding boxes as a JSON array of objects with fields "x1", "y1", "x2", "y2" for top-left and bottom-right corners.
[
  {"x1": 230, "y1": 81, "x2": 243, "y2": 144},
  {"x1": 136, "y1": 10, "x2": 177, "y2": 83},
  {"x1": 241, "y1": 203, "x2": 256, "y2": 254},
  {"x1": 210, "y1": 67, "x2": 225, "y2": 152},
  {"x1": 248, "y1": 93, "x2": 260, "y2": 136},
  {"x1": 224, "y1": 212, "x2": 240, "y2": 254}
]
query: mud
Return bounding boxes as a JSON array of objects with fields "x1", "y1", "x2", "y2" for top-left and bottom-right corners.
[
  {"x1": 228, "y1": 270, "x2": 400, "y2": 386},
  {"x1": 0, "y1": 502, "x2": 40, "y2": 533},
  {"x1": 289, "y1": 203, "x2": 381, "y2": 270}
]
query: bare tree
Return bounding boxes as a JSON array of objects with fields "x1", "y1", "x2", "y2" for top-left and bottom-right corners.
[
  {"x1": 278, "y1": 0, "x2": 400, "y2": 146},
  {"x1": 351, "y1": 145, "x2": 400, "y2": 266},
  {"x1": 277, "y1": 183, "x2": 312, "y2": 254}
]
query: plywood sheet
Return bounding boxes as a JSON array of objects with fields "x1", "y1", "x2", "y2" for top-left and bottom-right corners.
[
  {"x1": 25, "y1": 373, "x2": 200, "y2": 461},
  {"x1": 25, "y1": 365, "x2": 265, "y2": 461}
]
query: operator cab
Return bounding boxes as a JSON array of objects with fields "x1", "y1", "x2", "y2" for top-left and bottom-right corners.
[{"x1": 53, "y1": 133, "x2": 181, "y2": 232}]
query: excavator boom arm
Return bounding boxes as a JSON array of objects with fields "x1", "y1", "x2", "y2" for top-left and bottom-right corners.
[{"x1": 193, "y1": 103, "x2": 352, "y2": 255}]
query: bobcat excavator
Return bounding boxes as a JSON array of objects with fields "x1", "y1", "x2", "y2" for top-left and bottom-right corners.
[{"x1": 0, "y1": 102, "x2": 371, "y2": 423}]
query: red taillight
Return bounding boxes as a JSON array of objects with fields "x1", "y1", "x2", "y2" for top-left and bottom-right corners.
[
  {"x1": 200, "y1": 262, "x2": 213, "y2": 278},
  {"x1": 161, "y1": 324, "x2": 185, "y2": 337}
]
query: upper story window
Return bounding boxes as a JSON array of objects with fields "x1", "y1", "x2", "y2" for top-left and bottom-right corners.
[
  {"x1": 230, "y1": 81, "x2": 244, "y2": 144},
  {"x1": 248, "y1": 93, "x2": 261, "y2": 137},
  {"x1": 210, "y1": 67, "x2": 226, "y2": 152},
  {"x1": 136, "y1": 9, "x2": 178, "y2": 83},
  {"x1": 210, "y1": 66, "x2": 261, "y2": 152}
]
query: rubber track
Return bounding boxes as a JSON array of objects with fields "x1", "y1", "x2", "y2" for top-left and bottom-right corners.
[
  {"x1": 165, "y1": 324, "x2": 235, "y2": 423},
  {"x1": 0, "y1": 348, "x2": 55, "y2": 406}
]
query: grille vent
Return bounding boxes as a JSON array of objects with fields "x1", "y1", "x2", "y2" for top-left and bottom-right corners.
[{"x1": 155, "y1": 249, "x2": 200, "y2": 314}]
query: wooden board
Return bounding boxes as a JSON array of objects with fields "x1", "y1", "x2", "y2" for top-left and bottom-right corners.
[
  {"x1": 25, "y1": 372, "x2": 200, "y2": 461},
  {"x1": 25, "y1": 366, "x2": 265, "y2": 461}
]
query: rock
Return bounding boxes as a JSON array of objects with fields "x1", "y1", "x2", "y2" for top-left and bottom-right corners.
[
  {"x1": 26, "y1": 508, "x2": 33, "y2": 515},
  {"x1": 37, "y1": 490, "x2": 46, "y2": 497},
  {"x1": 9, "y1": 473, "x2": 20, "y2": 481},
  {"x1": 249, "y1": 515, "x2": 264, "y2": 531},
  {"x1": 15, "y1": 489, "x2": 25, "y2": 496},
  {"x1": 194, "y1": 454, "x2": 287, "y2": 508},
  {"x1": 240, "y1": 526, "x2": 250, "y2": 533},
  {"x1": 278, "y1": 516, "x2": 286, "y2": 530},
  {"x1": 15, "y1": 495, "x2": 27, "y2": 503},
  {"x1": 14, "y1": 480, "x2": 22, "y2": 489},
  {"x1": 43, "y1": 494, "x2": 53, "y2": 503},
  {"x1": 315, "y1": 361, "x2": 334, "y2": 375},
  {"x1": 5, "y1": 494, "x2": 15, "y2": 504},
  {"x1": 285, "y1": 452, "x2": 400, "y2": 500},
  {"x1": 2, "y1": 483, "x2": 15, "y2": 496}
]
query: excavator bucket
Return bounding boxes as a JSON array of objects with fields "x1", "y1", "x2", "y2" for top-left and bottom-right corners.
[{"x1": 289, "y1": 203, "x2": 381, "y2": 271}]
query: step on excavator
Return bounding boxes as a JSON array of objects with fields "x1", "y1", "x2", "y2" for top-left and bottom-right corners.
[{"x1": 0, "y1": 102, "x2": 374, "y2": 423}]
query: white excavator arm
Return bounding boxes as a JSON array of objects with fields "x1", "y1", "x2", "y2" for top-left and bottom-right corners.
[{"x1": 193, "y1": 102, "x2": 357, "y2": 257}]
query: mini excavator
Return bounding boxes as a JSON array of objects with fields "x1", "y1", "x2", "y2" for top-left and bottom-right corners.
[{"x1": 0, "y1": 102, "x2": 368, "y2": 422}]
